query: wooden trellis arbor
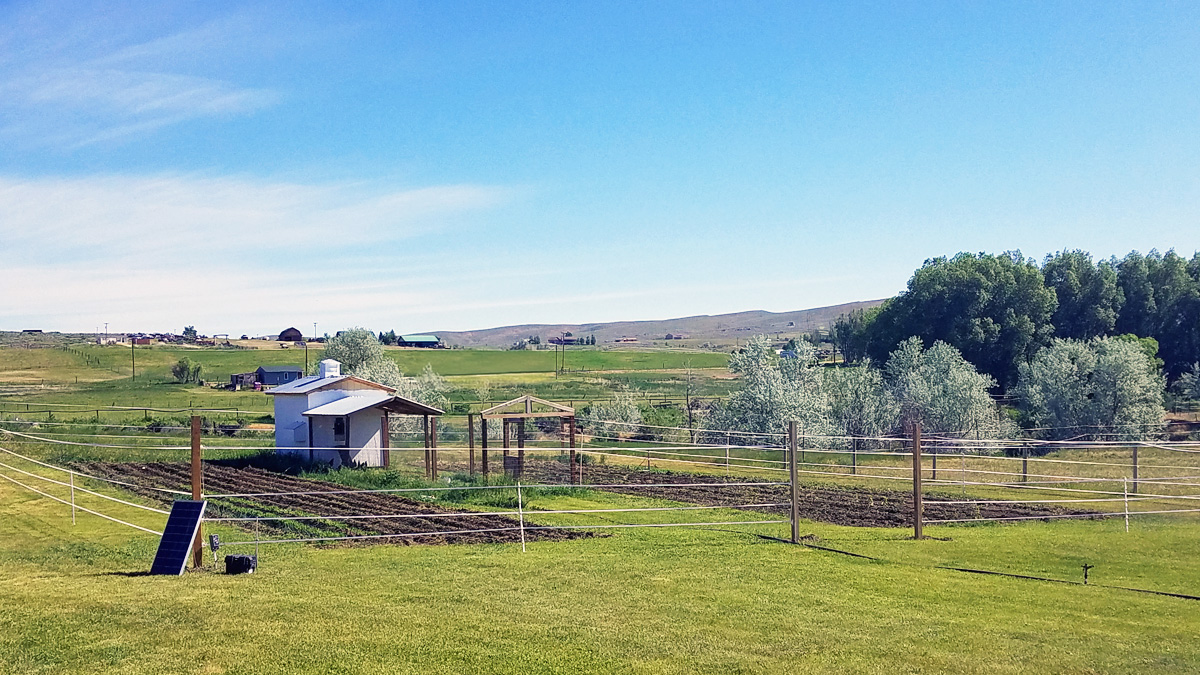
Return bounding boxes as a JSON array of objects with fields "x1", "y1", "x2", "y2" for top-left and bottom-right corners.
[{"x1": 468, "y1": 395, "x2": 579, "y2": 483}]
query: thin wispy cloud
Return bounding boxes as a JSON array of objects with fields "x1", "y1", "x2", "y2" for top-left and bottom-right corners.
[
  {"x1": 0, "y1": 174, "x2": 510, "y2": 262},
  {"x1": 0, "y1": 5, "x2": 283, "y2": 147}
]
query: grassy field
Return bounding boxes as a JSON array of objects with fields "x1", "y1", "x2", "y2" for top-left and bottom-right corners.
[
  {"x1": 2, "y1": 474, "x2": 1199, "y2": 674},
  {"x1": 0, "y1": 345, "x2": 735, "y2": 420},
  {"x1": 3, "y1": 342, "x2": 1199, "y2": 672}
]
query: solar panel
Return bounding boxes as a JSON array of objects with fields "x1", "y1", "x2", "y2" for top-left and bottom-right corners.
[{"x1": 150, "y1": 500, "x2": 207, "y2": 576}]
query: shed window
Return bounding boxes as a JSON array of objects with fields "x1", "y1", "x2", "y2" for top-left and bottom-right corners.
[{"x1": 333, "y1": 417, "x2": 348, "y2": 447}]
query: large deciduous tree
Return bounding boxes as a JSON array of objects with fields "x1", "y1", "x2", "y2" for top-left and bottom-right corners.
[
  {"x1": 1042, "y1": 250, "x2": 1123, "y2": 339},
  {"x1": 1017, "y1": 337, "x2": 1165, "y2": 440},
  {"x1": 823, "y1": 361, "x2": 899, "y2": 447},
  {"x1": 707, "y1": 336, "x2": 834, "y2": 439},
  {"x1": 866, "y1": 252, "x2": 1057, "y2": 388},
  {"x1": 884, "y1": 337, "x2": 1015, "y2": 438}
]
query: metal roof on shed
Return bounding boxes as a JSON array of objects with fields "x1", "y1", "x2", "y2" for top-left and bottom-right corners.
[
  {"x1": 399, "y1": 334, "x2": 439, "y2": 342},
  {"x1": 301, "y1": 392, "x2": 392, "y2": 417},
  {"x1": 302, "y1": 393, "x2": 444, "y2": 417},
  {"x1": 257, "y1": 365, "x2": 303, "y2": 373}
]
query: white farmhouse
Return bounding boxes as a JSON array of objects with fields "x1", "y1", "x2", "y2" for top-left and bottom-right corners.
[{"x1": 267, "y1": 358, "x2": 443, "y2": 467}]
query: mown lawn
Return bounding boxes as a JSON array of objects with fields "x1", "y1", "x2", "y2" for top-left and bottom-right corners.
[{"x1": 1, "y1": 476, "x2": 1198, "y2": 674}]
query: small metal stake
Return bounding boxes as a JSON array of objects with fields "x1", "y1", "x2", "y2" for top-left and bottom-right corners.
[{"x1": 1082, "y1": 564, "x2": 1094, "y2": 585}]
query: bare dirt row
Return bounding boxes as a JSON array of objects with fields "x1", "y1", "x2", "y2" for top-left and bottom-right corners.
[
  {"x1": 516, "y1": 459, "x2": 1102, "y2": 528},
  {"x1": 75, "y1": 462, "x2": 585, "y2": 546}
]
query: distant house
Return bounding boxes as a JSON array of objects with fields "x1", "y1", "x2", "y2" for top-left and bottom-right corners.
[
  {"x1": 257, "y1": 365, "x2": 303, "y2": 386},
  {"x1": 132, "y1": 338, "x2": 152, "y2": 345},
  {"x1": 396, "y1": 334, "x2": 441, "y2": 348},
  {"x1": 278, "y1": 327, "x2": 304, "y2": 341},
  {"x1": 548, "y1": 336, "x2": 580, "y2": 345},
  {"x1": 614, "y1": 337, "x2": 639, "y2": 343},
  {"x1": 267, "y1": 359, "x2": 443, "y2": 467}
]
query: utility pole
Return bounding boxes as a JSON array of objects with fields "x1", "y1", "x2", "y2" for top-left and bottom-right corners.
[
  {"x1": 104, "y1": 322, "x2": 108, "y2": 345},
  {"x1": 131, "y1": 340, "x2": 136, "y2": 382}
]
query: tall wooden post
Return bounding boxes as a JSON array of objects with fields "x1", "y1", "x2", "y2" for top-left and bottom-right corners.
[
  {"x1": 911, "y1": 422, "x2": 924, "y2": 540},
  {"x1": 381, "y1": 413, "x2": 390, "y2": 468},
  {"x1": 503, "y1": 419, "x2": 510, "y2": 452},
  {"x1": 1022, "y1": 445, "x2": 1029, "y2": 483},
  {"x1": 569, "y1": 416, "x2": 577, "y2": 485},
  {"x1": 190, "y1": 416, "x2": 204, "y2": 568},
  {"x1": 516, "y1": 418, "x2": 525, "y2": 478},
  {"x1": 1132, "y1": 445, "x2": 1139, "y2": 494},
  {"x1": 481, "y1": 417, "x2": 489, "y2": 477},
  {"x1": 931, "y1": 444, "x2": 937, "y2": 481},
  {"x1": 430, "y1": 417, "x2": 438, "y2": 481},
  {"x1": 423, "y1": 415, "x2": 431, "y2": 479},
  {"x1": 468, "y1": 414, "x2": 476, "y2": 477},
  {"x1": 788, "y1": 421, "x2": 799, "y2": 544}
]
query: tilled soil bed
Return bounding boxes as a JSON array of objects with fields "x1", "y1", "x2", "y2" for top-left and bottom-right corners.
[
  {"x1": 517, "y1": 459, "x2": 1103, "y2": 528},
  {"x1": 75, "y1": 462, "x2": 586, "y2": 546}
]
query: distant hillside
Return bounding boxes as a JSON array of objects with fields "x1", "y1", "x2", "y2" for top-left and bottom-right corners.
[{"x1": 432, "y1": 300, "x2": 885, "y2": 348}]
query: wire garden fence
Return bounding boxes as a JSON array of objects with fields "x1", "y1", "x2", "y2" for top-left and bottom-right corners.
[{"x1": 3, "y1": 414, "x2": 1200, "y2": 571}]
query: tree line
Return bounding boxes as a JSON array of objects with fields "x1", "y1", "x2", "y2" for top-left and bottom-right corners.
[{"x1": 832, "y1": 249, "x2": 1200, "y2": 389}]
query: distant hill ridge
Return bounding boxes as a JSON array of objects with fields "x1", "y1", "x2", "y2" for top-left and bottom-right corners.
[{"x1": 432, "y1": 300, "x2": 885, "y2": 348}]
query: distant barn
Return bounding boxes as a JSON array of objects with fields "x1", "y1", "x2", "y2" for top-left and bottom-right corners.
[
  {"x1": 396, "y1": 334, "x2": 441, "y2": 348},
  {"x1": 278, "y1": 327, "x2": 304, "y2": 341}
]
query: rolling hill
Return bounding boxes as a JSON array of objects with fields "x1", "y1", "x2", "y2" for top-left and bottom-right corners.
[{"x1": 432, "y1": 300, "x2": 884, "y2": 348}]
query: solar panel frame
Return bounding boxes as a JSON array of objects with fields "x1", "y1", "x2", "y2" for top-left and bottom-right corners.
[{"x1": 150, "y1": 500, "x2": 207, "y2": 576}]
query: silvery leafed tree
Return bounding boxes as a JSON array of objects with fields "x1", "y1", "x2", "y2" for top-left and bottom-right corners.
[
  {"x1": 707, "y1": 335, "x2": 835, "y2": 444},
  {"x1": 884, "y1": 337, "x2": 1016, "y2": 439},
  {"x1": 1017, "y1": 337, "x2": 1165, "y2": 441}
]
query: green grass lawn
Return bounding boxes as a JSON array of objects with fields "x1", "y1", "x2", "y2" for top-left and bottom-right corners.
[{"x1": 2, "y1": 471, "x2": 1199, "y2": 674}]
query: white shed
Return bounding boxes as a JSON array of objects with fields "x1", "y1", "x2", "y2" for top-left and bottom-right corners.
[{"x1": 266, "y1": 359, "x2": 443, "y2": 467}]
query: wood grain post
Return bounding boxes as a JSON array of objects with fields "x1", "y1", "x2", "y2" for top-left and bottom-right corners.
[
  {"x1": 481, "y1": 418, "x2": 489, "y2": 477},
  {"x1": 1132, "y1": 445, "x2": 1139, "y2": 494},
  {"x1": 789, "y1": 421, "x2": 799, "y2": 544},
  {"x1": 430, "y1": 417, "x2": 438, "y2": 481},
  {"x1": 911, "y1": 422, "x2": 924, "y2": 540},
  {"x1": 1022, "y1": 445, "x2": 1029, "y2": 483},
  {"x1": 931, "y1": 444, "x2": 937, "y2": 482},
  {"x1": 569, "y1": 416, "x2": 577, "y2": 485},
  {"x1": 516, "y1": 418, "x2": 525, "y2": 478},
  {"x1": 468, "y1": 414, "x2": 476, "y2": 477},
  {"x1": 381, "y1": 413, "x2": 390, "y2": 468},
  {"x1": 190, "y1": 415, "x2": 204, "y2": 568},
  {"x1": 423, "y1": 415, "x2": 430, "y2": 479}
]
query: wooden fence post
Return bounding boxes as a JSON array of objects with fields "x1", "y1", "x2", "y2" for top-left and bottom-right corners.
[
  {"x1": 1132, "y1": 445, "x2": 1139, "y2": 494},
  {"x1": 430, "y1": 417, "x2": 438, "y2": 481},
  {"x1": 516, "y1": 418, "x2": 525, "y2": 479},
  {"x1": 911, "y1": 422, "x2": 924, "y2": 540},
  {"x1": 468, "y1": 414, "x2": 476, "y2": 477},
  {"x1": 427, "y1": 415, "x2": 436, "y2": 478},
  {"x1": 381, "y1": 414, "x2": 390, "y2": 468},
  {"x1": 481, "y1": 418, "x2": 489, "y2": 477},
  {"x1": 789, "y1": 421, "x2": 799, "y2": 544},
  {"x1": 190, "y1": 415, "x2": 204, "y2": 568},
  {"x1": 1022, "y1": 445, "x2": 1029, "y2": 483}
]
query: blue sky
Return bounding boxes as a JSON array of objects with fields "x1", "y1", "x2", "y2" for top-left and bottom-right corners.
[{"x1": 2, "y1": 1, "x2": 1198, "y2": 336}]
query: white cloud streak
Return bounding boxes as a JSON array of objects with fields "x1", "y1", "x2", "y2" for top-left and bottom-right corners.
[
  {"x1": 0, "y1": 173, "x2": 524, "y2": 333},
  {"x1": 0, "y1": 6, "x2": 283, "y2": 147}
]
